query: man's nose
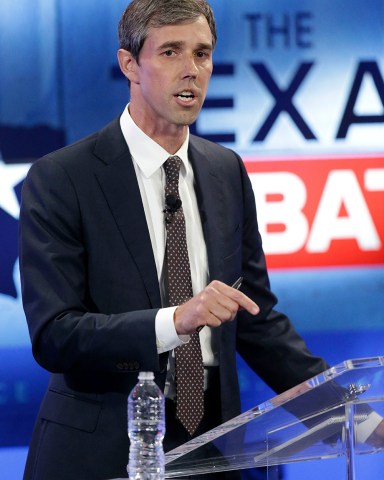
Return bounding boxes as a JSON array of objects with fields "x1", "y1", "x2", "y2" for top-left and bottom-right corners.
[{"x1": 183, "y1": 54, "x2": 199, "y2": 78}]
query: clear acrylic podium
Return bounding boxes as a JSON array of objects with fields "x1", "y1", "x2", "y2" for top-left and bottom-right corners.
[{"x1": 164, "y1": 357, "x2": 384, "y2": 479}]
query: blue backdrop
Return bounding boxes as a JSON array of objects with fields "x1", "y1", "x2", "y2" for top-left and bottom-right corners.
[{"x1": 0, "y1": 0, "x2": 383, "y2": 478}]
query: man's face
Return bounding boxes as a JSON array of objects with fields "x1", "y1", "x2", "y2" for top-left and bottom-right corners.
[{"x1": 127, "y1": 15, "x2": 213, "y2": 134}]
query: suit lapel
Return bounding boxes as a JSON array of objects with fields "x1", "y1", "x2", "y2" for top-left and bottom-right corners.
[
  {"x1": 189, "y1": 137, "x2": 237, "y2": 361},
  {"x1": 188, "y1": 138, "x2": 226, "y2": 282},
  {"x1": 93, "y1": 118, "x2": 161, "y2": 308}
]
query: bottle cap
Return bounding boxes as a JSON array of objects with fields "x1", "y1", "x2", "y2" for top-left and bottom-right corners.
[{"x1": 138, "y1": 371, "x2": 154, "y2": 380}]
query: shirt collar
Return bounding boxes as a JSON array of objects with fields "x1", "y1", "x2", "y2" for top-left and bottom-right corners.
[{"x1": 120, "y1": 105, "x2": 190, "y2": 178}]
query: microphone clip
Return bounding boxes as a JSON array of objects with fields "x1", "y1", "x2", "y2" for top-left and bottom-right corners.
[{"x1": 164, "y1": 194, "x2": 182, "y2": 223}]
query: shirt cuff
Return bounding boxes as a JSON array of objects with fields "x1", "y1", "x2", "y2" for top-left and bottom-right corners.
[{"x1": 155, "y1": 307, "x2": 189, "y2": 353}]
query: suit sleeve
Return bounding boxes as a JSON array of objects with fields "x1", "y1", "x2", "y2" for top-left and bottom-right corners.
[
  {"x1": 19, "y1": 156, "x2": 162, "y2": 374},
  {"x1": 234, "y1": 156, "x2": 329, "y2": 393}
]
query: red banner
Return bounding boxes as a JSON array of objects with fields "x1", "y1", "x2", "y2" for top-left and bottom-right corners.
[{"x1": 245, "y1": 156, "x2": 384, "y2": 269}]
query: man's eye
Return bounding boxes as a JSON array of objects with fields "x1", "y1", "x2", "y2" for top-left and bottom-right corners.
[{"x1": 163, "y1": 50, "x2": 175, "y2": 57}]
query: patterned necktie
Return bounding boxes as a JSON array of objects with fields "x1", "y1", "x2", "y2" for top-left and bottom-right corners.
[{"x1": 163, "y1": 155, "x2": 204, "y2": 436}]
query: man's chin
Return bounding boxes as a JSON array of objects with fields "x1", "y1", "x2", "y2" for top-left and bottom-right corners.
[
  {"x1": 175, "y1": 111, "x2": 200, "y2": 127},
  {"x1": 174, "y1": 102, "x2": 202, "y2": 122}
]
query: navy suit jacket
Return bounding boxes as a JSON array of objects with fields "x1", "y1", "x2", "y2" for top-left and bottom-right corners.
[{"x1": 19, "y1": 117, "x2": 327, "y2": 480}]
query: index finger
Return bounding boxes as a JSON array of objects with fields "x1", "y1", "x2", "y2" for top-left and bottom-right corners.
[
  {"x1": 230, "y1": 287, "x2": 259, "y2": 315},
  {"x1": 213, "y1": 280, "x2": 260, "y2": 316}
]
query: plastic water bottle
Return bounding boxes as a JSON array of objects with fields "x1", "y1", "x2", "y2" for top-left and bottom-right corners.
[{"x1": 127, "y1": 371, "x2": 165, "y2": 479}]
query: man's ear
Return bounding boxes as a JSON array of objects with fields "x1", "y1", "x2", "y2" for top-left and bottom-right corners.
[{"x1": 117, "y1": 49, "x2": 139, "y2": 84}]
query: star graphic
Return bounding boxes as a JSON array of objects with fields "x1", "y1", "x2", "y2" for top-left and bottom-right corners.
[{"x1": 0, "y1": 160, "x2": 31, "y2": 219}]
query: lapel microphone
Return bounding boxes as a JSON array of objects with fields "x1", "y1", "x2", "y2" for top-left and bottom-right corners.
[
  {"x1": 165, "y1": 194, "x2": 182, "y2": 213},
  {"x1": 164, "y1": 194, "x2": 182, "y2": 224}
]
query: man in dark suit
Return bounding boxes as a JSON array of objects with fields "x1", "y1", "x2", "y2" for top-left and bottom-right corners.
[{"x1": 19, "y1": 1, "x2": 329, "y2": 479}]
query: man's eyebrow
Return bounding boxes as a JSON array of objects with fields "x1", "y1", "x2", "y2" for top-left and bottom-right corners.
[
  {"x1": 157, "y1": 40, "x2": 184, "y2": 51},
  {"x1": 195, "y1": 42, "x2": 213, "y2": 51},
  {"x1": 157, "y1": 40, "x2": 213, "y2": 51}
]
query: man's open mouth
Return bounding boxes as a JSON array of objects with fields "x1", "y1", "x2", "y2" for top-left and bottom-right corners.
[{"x1": 176, "y1": 91, "x2": 195, "y2": 102}]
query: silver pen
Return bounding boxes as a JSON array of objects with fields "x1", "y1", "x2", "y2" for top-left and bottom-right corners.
[{"x1": 196, "y1": 276, "x2": 243, "y2": 333}]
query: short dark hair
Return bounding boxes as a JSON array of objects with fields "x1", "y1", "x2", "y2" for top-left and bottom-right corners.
[{"x1": 118, "y1": 0, "x2": 217, "y2": 59}]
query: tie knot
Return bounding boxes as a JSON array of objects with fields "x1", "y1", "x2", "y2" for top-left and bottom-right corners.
[{"x1": 164, "y1": 156, "x2": 182, "y2": 183}]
